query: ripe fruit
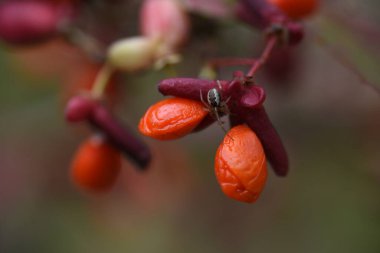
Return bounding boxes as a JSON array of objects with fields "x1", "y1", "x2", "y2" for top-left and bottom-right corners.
[
  {"x1": 139, "y1": 97, "x2": 208, "y2": 140},
  {"x1": 215, "y1": 125, "x2": 267, "y2": 203},
  {"x1": 71, "y1": 136, "x2": 121, "y2": 192},
  {"x1": 268, "y1": 0, "x2": 318, "y2": 20}
]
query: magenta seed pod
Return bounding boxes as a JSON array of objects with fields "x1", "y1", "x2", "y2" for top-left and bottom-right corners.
[
  {"x1": 65, "y1": 96, "x2": 96, "y2": 123},
  {"x1": 242, "y1": 107, "x2": 289, "y2": 176},
  {"x1": 65, "y1": 96, "x2": 151, "y2": 169},
  {"x1": 0, "y1": 1, "x2": 64, "y2": 45},
  {"x1": 158, "y1": 78, "x2": 230, "y2": 101}
]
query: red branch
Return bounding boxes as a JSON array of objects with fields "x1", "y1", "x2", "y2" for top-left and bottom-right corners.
[{"x1": 246, "y1": 35, "x2": 278, "y2": 78}]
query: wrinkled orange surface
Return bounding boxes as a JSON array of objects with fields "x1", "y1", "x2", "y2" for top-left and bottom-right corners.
[
  {"x1": 268, "y1": 0, "x2": 318, "y2": 20},
  {"x1": 71, "y1": 137, "x2": 121, "y2": 192},
  {"x1": 139, "y1": 97, "x2": 207, "y2": 140},
  {"x1": 215, "y1": 125, "x2": 267, "y2": 203}
]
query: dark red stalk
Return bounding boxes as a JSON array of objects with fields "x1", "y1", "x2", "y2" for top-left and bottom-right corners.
[
  {"x1": 89, "y1": 104, "x2": 152, "y2": 169},
  {"x1": 246, "y1": 36, "x2": 278, "y2": 78},
  {"x1": 226, "y1": 84, "x2": 288, "y2": 176},
  {"x1": 242, "y1": 107, "x2": 289, "y2": 176},
  {"x1": 65, "y1": 96, "x2": 151, "y2": 169}
]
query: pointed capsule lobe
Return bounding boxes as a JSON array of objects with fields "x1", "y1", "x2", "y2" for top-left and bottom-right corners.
[
  {"x1": 215, "y1": 124, "x2": 267, "y2": 203},
  {"x1": 139, "y1": 97, "x2": 208, "y2": 140}
]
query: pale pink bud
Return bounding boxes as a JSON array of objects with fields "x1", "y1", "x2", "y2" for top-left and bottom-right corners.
[{"x1": 140, "y1": 0, "x2": 189, "y2": 55}]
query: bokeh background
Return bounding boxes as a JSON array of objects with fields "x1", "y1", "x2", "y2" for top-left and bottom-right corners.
[{"x1": 0, "y1": 0, "x2": 379, "y2": 252}]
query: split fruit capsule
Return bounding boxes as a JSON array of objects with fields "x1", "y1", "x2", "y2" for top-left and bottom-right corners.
[
  {"x1": 215, "y1": 124, "x2": 267, "y2": 203},
  {"x1": 71, "y1": 136, "x2": 122, "y2": 192},
  {"x1": 139, "y1": 97, "x2": 208, "y2": 140}
]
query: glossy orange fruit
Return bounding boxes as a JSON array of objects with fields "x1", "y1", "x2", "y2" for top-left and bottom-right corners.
[
  {"x1": 71, "y1": 136, "x2": 121, "y2": 192},
  {"x1": 215, "y1": 125, "x2": 267, "y2": 203},
  {"x1": 139, "y1": 97, "x2": 208, "y2": 140},
  {"x1": 268, "y1": 0, "x2": 318, "y2": 20}
]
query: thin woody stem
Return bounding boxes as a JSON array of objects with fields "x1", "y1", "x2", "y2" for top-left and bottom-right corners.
[
  {"x1": 59, "y1": 22, "x2": 105, "y2": 61},
  {"x1": 315, "y1": 34, "x2": 380, "y2": 95},
  {"x1": 91, "y1": 63, "x2": 115, "y2": 99},
  {"x1": 204, "y1": 36, "x2": 278, "y2": 76},
  {"x1": 246, "y1": 35, "x2": 278, "y2": 78}
]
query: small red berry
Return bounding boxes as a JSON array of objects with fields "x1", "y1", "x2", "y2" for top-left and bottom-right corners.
[{"x1": 71, "y1": 136, "x2": 122, "y2": 192}]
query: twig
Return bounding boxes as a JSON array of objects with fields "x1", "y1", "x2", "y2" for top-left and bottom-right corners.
[{"x1": 315, "y1": 34, "x2": 380, "y2": 96}]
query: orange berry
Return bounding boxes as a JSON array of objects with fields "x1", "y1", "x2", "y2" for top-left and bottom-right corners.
[
  {"x1": 268, "y1": 0, "x2": 318, "y2": 20},
  {"x1": 139, "y1": 97, "x2": 208, "y2": 140},
  {"x1": 71, "y1": 136, "x2": 121, "y2": 192},
  {"x1": 215, "y1": 125, "x2": 267, "y2": 203}
]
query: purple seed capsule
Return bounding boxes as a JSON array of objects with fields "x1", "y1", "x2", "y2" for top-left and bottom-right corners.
[
  {"x1": 242, "y1": 107, "x2": 289, "y2": 176},
  {"x1": 239, "y1": 85, "x2": 266, "y2": 109},
  {"x1": 158, "y1": 78, "x2": 229, "y2": 101}
]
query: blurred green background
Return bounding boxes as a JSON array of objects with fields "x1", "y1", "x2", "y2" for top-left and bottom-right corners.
[{"x1": 0, "y1": 0, "x2": 379, "y2": 252}]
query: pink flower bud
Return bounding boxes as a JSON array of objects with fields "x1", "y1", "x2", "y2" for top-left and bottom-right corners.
[
  {"x1": 140, "y1": 0, "x2": 189, "y2": 54},
  {"x1": 0, "y1": 1, "x2": 65, "y2": 45}
]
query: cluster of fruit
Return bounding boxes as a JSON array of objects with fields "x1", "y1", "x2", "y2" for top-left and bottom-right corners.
[{"x1": 0, "y1": 0, "x2": 317, "y2": 203}]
